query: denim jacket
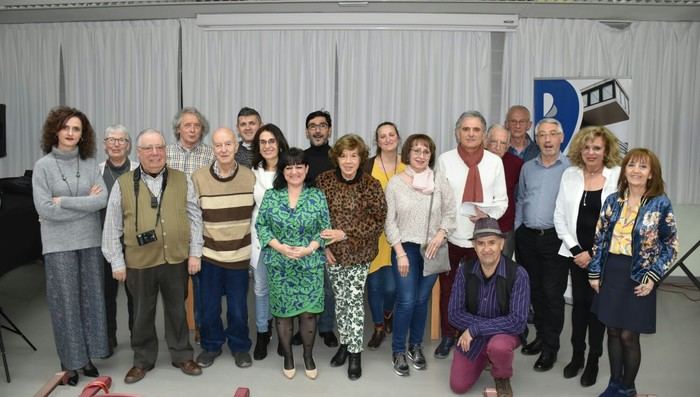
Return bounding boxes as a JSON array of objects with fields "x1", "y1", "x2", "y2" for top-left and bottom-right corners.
[{"x1": 588, "y1": 193, "x2": 678, "y2": 285}]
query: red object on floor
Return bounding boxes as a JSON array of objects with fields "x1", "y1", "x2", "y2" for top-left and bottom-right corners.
[{"x1": 233, "y1": 387, "x2": 250, "y2": 397}]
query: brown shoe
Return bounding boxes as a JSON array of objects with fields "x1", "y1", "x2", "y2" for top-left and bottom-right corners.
[
  {"x1": 494, "y1": 378, "x2": 513, "y2": 397},
  {"x1": 172, "y1": 360, "x2": 202, "y2": 376},
  {"x1": 124, "y1": 366, "x2": 153, "y2": 384}
]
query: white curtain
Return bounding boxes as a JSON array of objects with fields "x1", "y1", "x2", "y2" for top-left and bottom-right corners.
[
  {"x1": 61, "y1": 20, "x2": 180, "y2": 157},
  {"x1": 628, "y1": 22, "x2": 700, "y2": 204},
  {"x1": 181, "y1": 19, "x2": 337, "y2": 148},
  {"x1": 336, "y1": 30, "x2": 491, "y2": 155},
  {"x1": 502, "y1": 18, "x2": 700, "y2": 204},
  {"x1": 0, "y1": 23, "x2": 62, "y2": 178}
]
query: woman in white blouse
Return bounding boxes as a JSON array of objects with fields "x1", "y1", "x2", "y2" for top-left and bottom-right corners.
[
  {"x1": 250, "y1": 123, "x2": 289, "y2": 360},
  {"x1": 553, "y1": 126, "x2": 621, "y2": 388},
  {"x1": 384, "y1": 134, "x2": 456, "y2": 377}
]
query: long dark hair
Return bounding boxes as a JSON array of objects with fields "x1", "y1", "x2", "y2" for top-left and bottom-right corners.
[
  {"x1": 273, "y1": 148, "x2": 309, "y2": 190},
  {"x1": 41, "y1": 106, "x2": 96, "y2": 159},
  {"x1": 251, "y1": 123, "x2": 289, "y2": 170}
]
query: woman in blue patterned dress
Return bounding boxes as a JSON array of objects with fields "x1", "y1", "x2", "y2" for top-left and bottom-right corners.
[{"x1": 256, "y1": 148, "x2": 331, "y2": 380}]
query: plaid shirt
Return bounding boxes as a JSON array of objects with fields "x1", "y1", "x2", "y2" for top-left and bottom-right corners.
[{"x1": 166, "y1": 141, "x2": 215, "y2": 176}]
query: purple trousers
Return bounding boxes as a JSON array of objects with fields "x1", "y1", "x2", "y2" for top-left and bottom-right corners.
[{"x1": 449, "y1": 334, "x2": 521, "y2": 394}]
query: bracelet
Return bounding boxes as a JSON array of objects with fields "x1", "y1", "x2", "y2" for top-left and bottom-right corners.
[{"x1": 396, "y1": 253, "x2": 408, "y2": 259}]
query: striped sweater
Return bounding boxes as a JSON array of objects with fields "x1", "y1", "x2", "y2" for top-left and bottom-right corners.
[{"x1": 192, "y1": 162, "x2": 256, "y2": 269}]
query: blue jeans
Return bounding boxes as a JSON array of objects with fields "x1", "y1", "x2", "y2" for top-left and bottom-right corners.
[
  {"x1": 366, "y1": 265, "x2": 396, "y2": 325},
  {"x1": 199, "y1": 260, "x2": 252, "y2": 353},
  {"x1": 318, "y1": 261, "x2": 336, "y2": 333},
  {"x1": 391, "y1": 242, "x2": 438, "y2": 353},
  {"x1": 252, "y1": 250, "x2": 270, "y2": 333}
]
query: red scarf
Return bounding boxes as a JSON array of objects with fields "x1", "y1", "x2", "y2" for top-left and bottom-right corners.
[{"x1": 457, "y1": 145, "x2": 484, "y2": 203}]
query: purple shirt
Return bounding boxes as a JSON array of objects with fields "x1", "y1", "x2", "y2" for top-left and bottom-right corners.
[{"x1": 448, "y1": 257, "x2": 530, "y2": 361}]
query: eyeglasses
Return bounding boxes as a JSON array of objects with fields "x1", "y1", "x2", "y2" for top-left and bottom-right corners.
[
  {"x1": 488, "y1": 139, "x2": 508, "y2": 147},
  {"x1": 104, "y1": 137, "x2": 129, "y2": 145},
  {"x1": 307, "y1": 123, "x2": 329, "y2": 131},
  {"x1": 259, "y1": 138, "x2": 277, "y2": 146},
  {"x1": 137, "y1": 144, "x2": 166, "y2": 152},
  {"x1": 411, "y1": 148, "x2": 431, "y2": 157},
  {"x1": 536, "y1": 131, "x2": 562, "y2": 139},
  {"x1": 508, "y1": 119, "x2": 530, "y2": 125}
]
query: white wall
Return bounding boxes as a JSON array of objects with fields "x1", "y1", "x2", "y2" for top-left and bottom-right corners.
[{"x1": 669, "y1": 204, "x2": 700, "y2": 278}]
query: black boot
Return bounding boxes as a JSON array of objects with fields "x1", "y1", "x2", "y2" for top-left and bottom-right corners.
[
  {"x1": 253, "y1": 331, "x2": 270, "y2": 360},
  {"x1": 330, "y1": 344, "x2": 349, "y2": 367},
  {"x1": 563, "y1": 351, "x2": 584, "y2": 378},
  {"x1": 580, "y1": 355, "x2": 599, "y2": 387},
  {"x1": 347, "y1": 352, "x2": 362, "y2": 380}
]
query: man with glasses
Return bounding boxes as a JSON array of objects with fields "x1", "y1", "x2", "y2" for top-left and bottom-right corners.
[
  {"x1": 485, "y1": 124, "x2": 523, "y2": 260},
  {"x1": 99, "y1": 124, "x2": 139, "y2": 357},
  {"x1": 435, "y1": 110, "x2": 508, "y2": 360},
  {"x1": 505, "y1": 105, "x2": 540, "y2": 162},
  {"x1": 235, "y1": 107, "x2": 262, "y2": 167},
  {"x1": 514, "y1": 118, "x2": 569, "y2": 372},
  {"x1": 299, "y1": 109, "x2": 339, "y2": 348},
  {"x1": 102, "y1": 129, "x2": 204, "y2": 383}
]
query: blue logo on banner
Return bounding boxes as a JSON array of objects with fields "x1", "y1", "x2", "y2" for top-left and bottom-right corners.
[{"x1": 533, "y1": 80, "x2": 583, "y2": 149}]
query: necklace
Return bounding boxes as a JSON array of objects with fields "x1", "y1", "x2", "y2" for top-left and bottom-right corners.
[
  {"x1": 379, "y1": 152, "x2": 398, "y2": 182},
  {"x1": 54, "y1": 154, "x2": 80, "y2": 196}
]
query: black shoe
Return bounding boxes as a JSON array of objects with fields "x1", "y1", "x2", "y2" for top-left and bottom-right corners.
[
  {"x1": 534, "y1": 352, "x2": 557, "y2": 372},
  {"x1": 392, "y1": 352, "x2": 410, "y2": 377},
  {"x1": 81, "y1": 360, "x2": 99, "y2": 377},
  {"x1": 253, "y1": 332, "x2": 270, "y2": 360},
  {"x1": 433, "y1": 336, "x2": 454, "y2": 359},
  {"x1": 330, "y1": 344, "x2": 349, "y2": 367},
  {"x1": 563, "y1": 352, "x2": 584, "y2": 378},
  {"x1": 367, "y1": 328, "x2": 385, "y2": 350},
  {"x1": 233, "y1": 351, "x2": 253, "y2": 368},
  {"x1": 320, "y1": 331, "x2": 339, "y2": 347},
  {"x1": 521, "y1": 338, "x2": 543, "y2": 356},
  {"x1": 291, "y1": 331, "x2": 302, "y2": 346},
  {"x1": 580, "y1": 357, "x2": 599, "y2": 387},
  {"x1": 196, "y1": 350, "x2": 222, "y2": 368},
  {"x1": 347, "y1": 352, "x2": 361, "y2": 380},
  {"x1": 407, "y1": 344, "x2": 426, "y2": 370},
  {"x1": 61, "y1": 368, "x2": 79, "y2": 386}
]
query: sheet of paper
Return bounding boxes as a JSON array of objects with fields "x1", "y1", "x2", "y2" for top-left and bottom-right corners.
[{"x1": 460, "y1": 201, "x2": 501, "y2": 217}]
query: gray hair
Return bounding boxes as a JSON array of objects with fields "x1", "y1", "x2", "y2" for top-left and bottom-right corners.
[
  {"x1": 534, "y1": 118, "x2": 563, "y2": 135},
  {"x1": 455, "y1": 110, "x2": 487, "y2": 132},
  {"x1": 104, "y1": 124, "x2": 132, "y2": 155},
  {"x1": 171, "y1": 107, "x2": 210, "y2": 141},
  {"x1": 136, "y1": 128, "x2": 166, "y2": 147},
  {"x1": 486, "y1": 123, "x2": 510, "y2": 145}
]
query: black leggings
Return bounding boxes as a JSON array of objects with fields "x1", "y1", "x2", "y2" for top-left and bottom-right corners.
[
  {"x1": 276, "y1": 313, "x2": 317, "y2": 370},
  {"x1": 607, "y1": 327, "x2": 641, "y2": 389}
]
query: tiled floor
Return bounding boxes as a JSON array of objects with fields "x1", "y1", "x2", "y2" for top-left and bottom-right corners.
[{"x1": 1, "y1": 261, "x2": 698, "y2": 397}]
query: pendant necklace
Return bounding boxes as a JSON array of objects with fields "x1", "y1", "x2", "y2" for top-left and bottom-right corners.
[
  {"x1": 54, "y1": 154, "x2": 80, "y2": 196},
  {"x1": 379, "y1": 152, "x2": 398, "y2": 182}
]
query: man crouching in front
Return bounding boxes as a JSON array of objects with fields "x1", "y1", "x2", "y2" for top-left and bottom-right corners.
[{"x1": 448, "y1": 217, "x2": 529, "y2": 397}]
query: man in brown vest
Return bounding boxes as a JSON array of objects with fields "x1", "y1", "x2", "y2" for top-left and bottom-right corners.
[{"x1": 102, "y1": 128, "x2": 204, "y2": 384}]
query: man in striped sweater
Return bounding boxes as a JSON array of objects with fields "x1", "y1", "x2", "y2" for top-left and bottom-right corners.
[{"x1": 191, "y1": 127, "x2": 256, "y2": 369}]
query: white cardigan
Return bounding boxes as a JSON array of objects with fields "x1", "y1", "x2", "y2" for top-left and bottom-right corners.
[
  {"x1": 553, "y1": 165, "x2": 620, "y2": 257},
  {"x1": 436, "y1": 149, "x2": 508, "y2": 248}
]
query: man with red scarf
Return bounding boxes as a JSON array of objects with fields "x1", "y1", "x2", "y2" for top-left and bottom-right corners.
[{"x1": 434, "y1": 111, "x2": 508, "y2": 359}]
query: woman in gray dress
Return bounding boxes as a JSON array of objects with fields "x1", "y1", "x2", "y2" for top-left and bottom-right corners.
[{"x1": 32, "y1": 106, "x2": 109, "y2": 385}]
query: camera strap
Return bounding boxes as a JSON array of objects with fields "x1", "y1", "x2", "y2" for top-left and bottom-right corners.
[{"x1": 133, "y1": 167, "x2": 168, "y2": 232}]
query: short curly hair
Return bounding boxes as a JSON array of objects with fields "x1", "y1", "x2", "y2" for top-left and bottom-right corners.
[
  {"x1": 40, "y1": 106, "x2": 96, "y2": 159},
  {"x1": 329, "y1": 134, "x2": 369, "y2": 167},
  {"x1": 567, "y1": 126, "x2": 622, "y2": 169}
]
